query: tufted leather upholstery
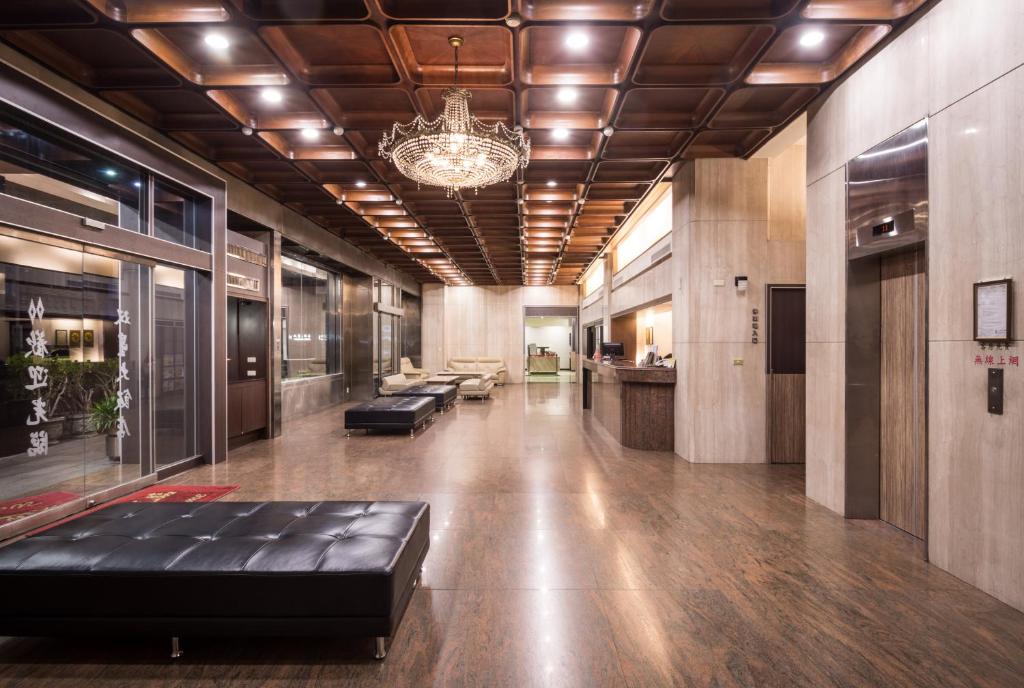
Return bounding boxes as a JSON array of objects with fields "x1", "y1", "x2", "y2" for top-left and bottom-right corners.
[
  {"x1": 345, "y1": 396, "x2": 433, "y2": 431},
  {"x1": 391, "y1": 384, "x2": 457, "y2": 410},
  {"x1": 0, "y1": 501, "x2": 429, "y2": 636}
]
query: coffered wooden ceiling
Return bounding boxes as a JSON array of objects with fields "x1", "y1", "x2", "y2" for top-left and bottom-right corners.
[{"x1": 0, "y1": 0, "x2": 929, "y2": 285}]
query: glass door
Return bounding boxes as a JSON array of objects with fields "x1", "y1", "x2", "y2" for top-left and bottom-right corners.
[{"x1": 0, "y1": 231, "x2": 145, "y2": 524}]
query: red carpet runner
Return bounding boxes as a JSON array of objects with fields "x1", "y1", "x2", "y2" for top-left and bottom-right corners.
[
  {"x1": 0, "y1": 492, "x2": 79, "y2": 525},
  {"x1": 12, "y1": 484, "x2": 240, "y2": 536}
]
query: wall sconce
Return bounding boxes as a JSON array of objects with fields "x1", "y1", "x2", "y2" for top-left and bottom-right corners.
[
  {"x1": 735, "y1": 275, "x2": 749, "y2": 292},
  {"x1": 644, "y1": 326, "x2": 654, "y2": 345}
]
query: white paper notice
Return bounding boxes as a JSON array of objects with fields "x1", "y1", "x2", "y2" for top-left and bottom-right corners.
[{"x1": 976, "y1": 282, "x2": 1009, "y2": 339}]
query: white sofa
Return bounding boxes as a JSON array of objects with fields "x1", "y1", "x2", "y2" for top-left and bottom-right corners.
[
  {"x1": 444, "y1": 357, "x2": 507, "y2": 385},
  {"x1": 378, "y1": 373, "x2": 424, "y2": 395},
  {"x1": 459, "y1": 375, "x2": 495, "y2": 400},
  {"x1": 400, "y1": 357, "x2": 429, "y2": 380}
]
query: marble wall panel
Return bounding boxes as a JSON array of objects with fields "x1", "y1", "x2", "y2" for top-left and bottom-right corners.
[
  {"x1": 805, "y1": 342, "x2": 846, "y2": 514},
  {"x1": 805, "y1": 168, "x2": 848, "y2": 344},
  {"x1": 693, "y1": 158, "x2": 768, "y2": 223}
]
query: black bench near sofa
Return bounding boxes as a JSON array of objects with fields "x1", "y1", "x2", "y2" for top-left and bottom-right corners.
[
  {"x1": 345, "y1": 396, "x2": 434, "y2": 437},
  {"x1": 392, "y1": 383, "x2": 458, "y2": 413},
  {"x1": 0, "y1": 500, "x2": 430, "y2": 660}
]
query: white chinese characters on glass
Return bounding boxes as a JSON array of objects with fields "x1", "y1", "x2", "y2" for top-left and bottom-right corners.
[
  {"x1": 24, "y1": 298, "x2": 49, "y2": 457},
  {"x1": 115, "y1": 308, "x2": 131, "y2": 440}
]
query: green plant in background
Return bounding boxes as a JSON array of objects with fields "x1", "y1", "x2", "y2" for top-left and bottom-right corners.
[
  {"x1": 4, "y1": 353, "x2": 73, "y2": 418},
  {"x1": 89, "y1": 394, "x2": 120, "y2": 435}
]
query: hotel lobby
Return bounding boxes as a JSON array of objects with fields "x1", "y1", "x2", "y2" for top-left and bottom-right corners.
[{"x1": 0, "y1": 0, "x2": 1023, "y2": 686}]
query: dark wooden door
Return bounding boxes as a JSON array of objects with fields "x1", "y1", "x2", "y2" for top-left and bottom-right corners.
[
  {"x1": 880, "y1": 248, "x2": 926, "y2": 539},
  {"x1": 767, "y1": 285, "x2": 806, "y2": 464},
  {"x1": 227, "y1": 298, "x2": 268, "y2": 443}
]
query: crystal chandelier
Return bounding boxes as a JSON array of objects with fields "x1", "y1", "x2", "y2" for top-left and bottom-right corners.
[{"x1": 379, "y1": 36, "x2": 530, "y2": 197}]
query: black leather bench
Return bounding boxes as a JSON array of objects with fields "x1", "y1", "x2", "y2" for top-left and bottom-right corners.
[
  {"x1": 345, "y1": 396, "x2": 434, "y2": 437},
  {"x1": 0, "y1": 500, "x2": 429, "y2": 660},
  {"x1": 392, "y1": 384, "x2": 458, "y2": 413}
]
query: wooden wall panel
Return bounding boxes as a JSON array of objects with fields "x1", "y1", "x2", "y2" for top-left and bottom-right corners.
[
  {"x1": 768, "y1": 374, "x2": 806, "y2": 463},
  {"x1": 880, "y1": 248, "x2": 926, "y2": 538}
]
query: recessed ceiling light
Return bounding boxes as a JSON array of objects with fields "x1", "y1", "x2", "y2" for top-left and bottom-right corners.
[
  {"x1": 300, "y1": 128, "x2": 320, "y2": 141},
  {"x1": 552, "y1": 128, "x2": 569, "y2": 140},
  {"x1": 556, "y1": 87, "x2": 577, "y2": 104},
  {"x1": 799, "y1": 30, "x2": 825, "y2": 47},
  {"x1": 204, "y1": 33, "x2": 230, "y2": 51},
  {"x1": 504, "y1": 12, "x2": 523, "y2": 28},
  {"x1": 260, "y1": 88, "x2": 283, "y2": 104},
  {"x1": 565, "y1": 31, "x2": 589, "y2": 50},
  {"x1": 546, "y1": 180, "x2": 557, "y2": 187},
  {"x1": 355, "y1": 180, "x2": 367, "y2": 188},
  {"x1": 602, "y1": 126, "x2": 614, "y2": 137},
  {"x1": 332, "y1": 126, "x2": 345, "y2": 136}
]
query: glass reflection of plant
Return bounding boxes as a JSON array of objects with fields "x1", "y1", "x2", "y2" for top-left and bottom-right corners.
[{"x1": 4, "y1": 354, "x2": 117, "y2": 424}]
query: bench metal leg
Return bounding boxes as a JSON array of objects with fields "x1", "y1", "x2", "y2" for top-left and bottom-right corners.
[
  {"x1": 374, "y1": 636, "x2": 389, "y2": 660},
  {"x1": 346, "y1": 429, "x2": 351, "y2": 437},
  {"x1": 170, "y1": 636, "x2": 182, "y2": 659}
]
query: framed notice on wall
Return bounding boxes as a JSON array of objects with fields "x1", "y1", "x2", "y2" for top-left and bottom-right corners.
[{"x1": 974, "y1": 278, "x2": 1013, "y2": 343}]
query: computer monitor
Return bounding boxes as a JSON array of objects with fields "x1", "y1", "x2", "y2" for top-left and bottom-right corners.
[{"x1": 601, "y1": 341, "x2": 625, "y2": 358}]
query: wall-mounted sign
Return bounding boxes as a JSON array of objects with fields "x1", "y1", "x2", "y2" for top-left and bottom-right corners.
[
  {"x1": 227, "y1": 243, "x2": 267, "y2": 267},
  {"x1": 974, "y1": 278, "x2": 1013, "y2": 343},
  {"x1": 227, "y1": 273, "x2": 261, "y2": 292}
]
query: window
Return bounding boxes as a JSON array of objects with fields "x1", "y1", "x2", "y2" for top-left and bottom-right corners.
[
  {"x1": 0, "y1": 115, "x2": 143, "y2": 232},
  {"x1": 614, "y1": 183, "x2": 672, "y2": 271},
  {"x1": 153, "y1": 180, "x2": 211, "y2": 251},
  {"x1": 583, "y1": 261, "x2": 605, "y2": 297},
  {"x1": 281, "y1": 255, "x2": 339, "y2": 380},
  {"x1": 0, "y1": 108, "x2": 210, "y2": 250}
]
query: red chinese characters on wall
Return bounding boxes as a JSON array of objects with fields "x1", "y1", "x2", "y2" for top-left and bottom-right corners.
[{"x1": 973, "y1": 352, "x2": 1020, "y2": 367}]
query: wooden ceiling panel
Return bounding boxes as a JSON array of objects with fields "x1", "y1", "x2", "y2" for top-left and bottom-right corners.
[
  {"x1": 2, "y1": 28, "x2": 179, "y2": 87},
  {"x1": 616, "y1": 87, "x2": 723, "y2": 129},
  {"x1": 261, "y1": 24, "x2": 397, "y2": 86},
  {"x1": 709, "y1": 86, "x2": 818, "y2": 128},
  {"x1": 391, "y1": 25, "x2": 513, "y2": 86},
  {"x1": 206, "y1": 88, "x2": 327, "y2": 130},
  {"x1": 102, "y1": 89, "x2": 236, "y2": 130},
  {"x1": 685, "y1": 129, "x2": 773, "y2": 158},
  {"x1": 231, "y1": 0, "x2": 369, "y2": 20},
  {"x1": 635, "y1": 25, "x2": 774, "y2": 85},
  {"x1": 602, "y1": 130, "x2": 692, "y2": 160},
  {"x1": 802, "y1": 0, "x2": 928, "y2": 20},
  {"x1": 660, "y1": 0, "x2": 800, "y2": 20},
  {"x1": 520, "y1": 0, "x2": 655, "y2": 21},
  {"x1": 519, "y1": 25, "x2": 642, "y2": 85},
  {"x1": 131, "y1": 26, "x2": 287, "y2": 86},
  {"x1": 1, "y1": 1, "x2": 98, "y2": 26},
  {"x1": 378, "y1": 0, "x2": 509, "y2": 20},
  {"x1": 521, "y1": 87, "x2": 617, "y2": 129},
  {"x1": 311, "y1": 88, "x2": 417, "y2": 130},
  {"x1": 747, "y1": 24, "x2": 890, "y2": 84},
  {"x1": 86, "y1": 0, "x2": 229, "y2": 23},
  {"x1": 0, "y1": 0, "x2": 929, "y2": 285}
]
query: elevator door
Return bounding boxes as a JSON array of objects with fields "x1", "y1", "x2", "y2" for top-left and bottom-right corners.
[{"x1": 880, "y1": 248, "x2": 926, "y2": 538}]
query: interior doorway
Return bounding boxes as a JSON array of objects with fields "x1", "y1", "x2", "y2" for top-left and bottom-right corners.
[
  {"x1": 227, "y1": 296, "x2": 268, "y2": 450},
  {"x1": 766, "y1": 285, "x2": 806, "y2": 464},
  {"x1": 525, "y1": 315, "x2": 575, "y2": 383},
  {"x1": 879, "y1": 248, "x2": 927, "y2": 539}
]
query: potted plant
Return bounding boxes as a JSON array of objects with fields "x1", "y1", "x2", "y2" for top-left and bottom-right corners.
[{"x1": 89, "y1": 394, "x2": 120, "y2": 461}]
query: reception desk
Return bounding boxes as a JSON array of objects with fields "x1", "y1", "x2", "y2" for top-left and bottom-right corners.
[
  {"x1": 528, "y1": 354, "x2": 559, "y2": 374},
  {"x1": 581, "y1": 359, "x2": 675, "y2": 451}
]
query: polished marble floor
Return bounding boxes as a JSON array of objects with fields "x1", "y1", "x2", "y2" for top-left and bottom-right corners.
[{"x1": 1, "y1": 383, "x2": 1023, "y2": 687}]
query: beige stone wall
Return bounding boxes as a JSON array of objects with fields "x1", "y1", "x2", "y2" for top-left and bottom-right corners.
[
  {"x1": 805, "y1": 0, "x2": 1024, "y2": 612},
  {"x1": 672, "y1": 150, "x2": 807, "y2": 463},
  {"x1": 420, "y1": 285, "x2": 578, "y2": 383}
]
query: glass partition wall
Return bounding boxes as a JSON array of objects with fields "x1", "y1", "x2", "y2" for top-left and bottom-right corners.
[
  {"x1": 280, "y1": 254, "x2": 341, "y2": 380},
  {"x1": 372, "y1": 278, "x2": 402, "y2": 390},
  {"x1": 0, "y1": 106, "x2": 209, "y2": 529}
]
